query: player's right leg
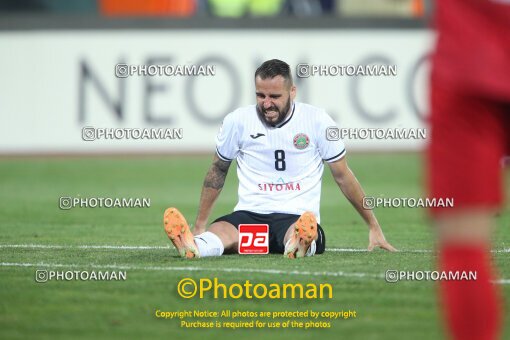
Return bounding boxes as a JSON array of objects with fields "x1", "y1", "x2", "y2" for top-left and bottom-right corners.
[
  {"x1": 164, "y1": 207, "x2": 199, "y2": 258},
  {"x1": 164, "y1": 207, "x2": 238, "y2": 258},
  {"x1": 203, "y1": 221, "x2": 239, "y2": 254}
]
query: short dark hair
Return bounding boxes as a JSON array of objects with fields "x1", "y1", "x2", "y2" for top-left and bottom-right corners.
[{"x1": 254, "y1": 59, "x2": 293, "y2": 87}]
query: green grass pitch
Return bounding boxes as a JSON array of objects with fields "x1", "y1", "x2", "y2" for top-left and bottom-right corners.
[{"x1": 0, "y1": 153, "x2": 508, "y2": 339}]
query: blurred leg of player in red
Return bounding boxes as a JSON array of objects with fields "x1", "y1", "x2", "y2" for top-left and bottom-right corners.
[
  {"x1": 429, "y1": 81, "x2": 508, "y2": 340},
  {"x1": 429, "y1": 1, "x2": 510, "y2": 339}
]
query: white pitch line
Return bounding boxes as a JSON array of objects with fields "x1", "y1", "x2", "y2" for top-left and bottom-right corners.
[
  {"x1": 1, "y1": 262, "x2": 509, "y2": 285},
  {"x1": 0, "y1": 244, "x2": 171, "y2": 250},
  {"x1": 0, "y1": 244, "x2": 509, "y2": 253},
  {"x1": 0, "y1": 244, "x2": 421, "y2": 252},
  {"x1": 327, "y1": 248, "x2": 434, "y2": 253},
  {"x1": 0, "y1": 262, "x2": 380, "y2": 279}
]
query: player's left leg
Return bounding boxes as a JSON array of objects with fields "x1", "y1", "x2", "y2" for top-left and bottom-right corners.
[{"x1": 283, "y1": 211, "x2": 319, "y2": 258}]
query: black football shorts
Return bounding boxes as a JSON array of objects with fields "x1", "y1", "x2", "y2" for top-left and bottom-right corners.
[{"x1": 213, "y1": 210, "x2": 326, "y2": 254}]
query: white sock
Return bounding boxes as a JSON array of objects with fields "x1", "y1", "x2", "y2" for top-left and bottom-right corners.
[{"x1": 194, "y1": 231, "x2": 224, "y2": 257}]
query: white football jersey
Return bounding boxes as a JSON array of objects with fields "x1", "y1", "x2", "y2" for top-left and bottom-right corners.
[{"x1": 215, "y1": 101, "x2": 345, "y2": 223}]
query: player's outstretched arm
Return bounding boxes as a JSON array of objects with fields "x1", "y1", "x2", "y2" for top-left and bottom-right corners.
[
  {"x1": 327, "y1": 157, "x2": 397, "y2": 252},
  {"x1": 193, "y1": 154, "x2": 232, "y2": 235}
]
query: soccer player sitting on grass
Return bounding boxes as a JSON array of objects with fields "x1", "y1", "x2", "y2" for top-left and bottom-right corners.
[{"x1": 164, "y1": 59, "x2": 396, "y2": 258}]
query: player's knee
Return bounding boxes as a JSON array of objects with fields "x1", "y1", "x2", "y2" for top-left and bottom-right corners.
[{"x1": 208, "y1": 222, "x2": 239, "y2": 247}]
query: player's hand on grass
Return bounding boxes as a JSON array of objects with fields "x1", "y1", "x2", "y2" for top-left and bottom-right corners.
[{"x1": 368, "y1": 226, "x2": 397, "y2": 252}]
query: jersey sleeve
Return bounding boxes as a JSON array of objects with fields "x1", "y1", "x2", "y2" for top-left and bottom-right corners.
[
  {"x1": 317, "y1": 111, "x2": 346, "y2": 163},
  {"x1": 215, "y1": 112, "x2": 240, "y2": 162}
]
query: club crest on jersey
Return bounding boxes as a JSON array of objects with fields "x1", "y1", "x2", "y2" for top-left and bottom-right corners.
[{"x1": 293, "y1": 133, "x2": 310, "y2": 150}]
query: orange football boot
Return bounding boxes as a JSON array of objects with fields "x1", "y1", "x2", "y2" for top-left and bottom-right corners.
[
  {"x1": 284, "y1": 211, "x2": 318, "y2": 258},
  {"x1": 163, "y1": 207, "x2": 199, "y2": 258}
]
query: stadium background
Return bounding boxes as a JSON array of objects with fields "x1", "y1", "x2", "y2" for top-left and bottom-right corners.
[{"x1": 0, "y1": 1, "x2": 508, "y2": 339}]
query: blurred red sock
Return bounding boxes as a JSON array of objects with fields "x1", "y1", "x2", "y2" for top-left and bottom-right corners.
[{"x1": 438, "y1": 244, "x2": 502, "y2": 340}]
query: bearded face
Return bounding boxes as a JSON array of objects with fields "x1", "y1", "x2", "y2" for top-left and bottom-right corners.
[
  {"x1": 256, "y1": 96, "x2": 292, "y2": 126},
  {"x1": 255, "y1": 75, "x2": 296, "y2": 127}
]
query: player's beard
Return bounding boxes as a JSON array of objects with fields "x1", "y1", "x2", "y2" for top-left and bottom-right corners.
[{"x1": 257, "y1": 97, "x2": 292, "y2": 127}]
